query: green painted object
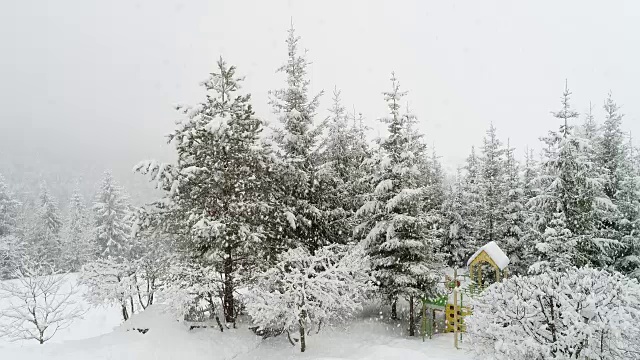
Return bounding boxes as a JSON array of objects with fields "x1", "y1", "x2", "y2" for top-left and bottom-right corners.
[{"x1": 423, "y1": 294, "x2": 448, "y2": 307}]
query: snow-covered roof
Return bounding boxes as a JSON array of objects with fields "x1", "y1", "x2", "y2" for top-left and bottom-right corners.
[{"x1": 466, "y1": 241, "x2": 510, "y2": 270}]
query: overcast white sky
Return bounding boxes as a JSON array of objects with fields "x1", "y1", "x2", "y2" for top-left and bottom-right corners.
[{"x1": 1, "y1": 0, "x2": 639, "y2": 188}]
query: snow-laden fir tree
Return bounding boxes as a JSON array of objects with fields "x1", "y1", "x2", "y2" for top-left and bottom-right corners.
[
  {"x1": 268, "y1": 24, "x2": 351, "y2": 254},
  {"x1": 521, "y1": 147, "x2": 544, "y2": 266},
  {"x1": 136, "y1": 57, "x2": 273, "y2": 323},
  {"x1": 0, "y1": 173, "x2": 20, "y2": 238},
  {"x1": 441, "y1": 146, "x2": 483, "y2": 266},
  {"x1": 461, "y1": 146, "x2": 482, "y2": 249},
  {"x1": 355, "y1": 73, "x2": 443, "y2": 334},
  {"x1": 478, "y1": 124, "x2": 507, "y2": 244},
  {"x1": 37, "y1": 182, "x2": 63, "y2": 236},
  {"x1": 522, "y1": 147, "x2": 540, "y2": 201},
  {"x1": 93, "y1": 171, "x2": 131, "y2": 259},
  {"x1": 528, "y1": 82, "x2": 611, "y2": 272},
  {"x1": 613, "y1": 151, "x2": 640, "y2": 278},
  {"x1": 607, "y1": 130, "x2": 640, "y2": 277},
  {"x1": 26, "y1": 182, "x2": 63, "y2": 266},
  {"x1": 501, "y1": 141, "x2": 528, "y2": 274},
  {"x1": 576, "y1": 102, "x2": 599, "y2": 141},
  {"x1": 592, "y1": 93, "x2": 640, "y2": 270},
  {"x1": 421, "y1": 147, "x2": 447, "y2": 265},
  {"x1": 318, "y1": 88, "x2": 371, "y2": 216},
  {"x1": 598, "y1": 93, "x2": 626, "y2": 203},
  {"x1": 0, "y1": 173, "x2": 22, "y2": 278},
  {"x1": 312, "y1": 89, "x2": 371, "y2": 249},
  {"x1": 61, "y1": 183, "x2": 94, "y2": 271},
  {"x1": 441, "y1": 169, "x2": 475, "y2": 268}
]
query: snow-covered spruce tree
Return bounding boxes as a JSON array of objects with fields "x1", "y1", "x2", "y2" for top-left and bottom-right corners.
[
  {"x1": 610, "y1": 135, "x2": 640, "y2": 277},
  {"x1": 528, "y1": 83, "x2": 611, "y2": 272},
  {"x1": 27, "y1": 182, "x2": 63, "y2": 266},
  {"x1": 83, "y1": 173, "x2": 135, "y2": 321},
  {"x1": 355, "y1": 73, "x2": 443, "y2": 333},
  {"x1": 0, "y1": 173, "x2": 22, "y2": 278},
  {"x1": 246, "y1": 244, "x2": 371, "y2": 353},
  {"x1": 441, "y1": 169, "x2": 474, "y2": 268},
  {"x1": 598, "y1": 93, "x2": 626, "y2": 206},
  {"x1": 467, "y1": 268, "x2": 640, "y2": 360},
  {"x1": 521, "y1": 147, "x2": 544, "y2": 269},
  {"x1": 419, "y1": 146, "x2": 447, "y2": 269},
  {"x1": 61, "y1": 184, "x2": 94, "y2": 271},
  {"x1": 614, "y1": 160, "x2": 640, "y2": 278},
  {"x1": 522, "y1": 147, "x2": 540, "y2": 203},
  {"x1": 478, "y1": 124, "x2": 507, "y2": 244},
  {"x1": 93, "y1": 171, "x2": 131, "y2": 259},
  {"x1": 136, "y1": 57, "x2": 273, "y2": 324},
  {"x1": 593, "y1": 93, "x2": 640, "y2": 273},
  {"x1": 576, "y1": 102, "x2": 600, "y2": 141},
  {"x1": 0, "y1": 172, "x2": 20, "y2": 238},
  {"x1": 501, "y1": 141, "x2": 528, "y2": 274},
  {"x1": 461, "y1": 146, "x2": 483, "y2": 252},
  {"x1": 268, "y1": 24, "x2": 353, "y2": 254},
  {"x1": 0, "y1": 234, "x2": 22, "y2": 279},
  {"x1": 441, "y1": 146, "x2": 482, "y2": 266},
  {"x1": 347, "y1": 107, "x2": 374, "y2": 212},
  {"x1": 318, "y1": 87, "x2": 371, "y2": 219},
  {"x1": 37, "y1": 182, "x2": 63, "y2": 236}
]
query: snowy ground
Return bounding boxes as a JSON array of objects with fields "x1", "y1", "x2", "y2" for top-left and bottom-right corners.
[{"x1": 0, "y1": 277, "x2": 472, "y2": 360}]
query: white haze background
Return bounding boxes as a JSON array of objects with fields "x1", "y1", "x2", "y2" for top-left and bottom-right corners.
[{"x1": 1, "y1": 0, "x2": 639, "y2": 204}]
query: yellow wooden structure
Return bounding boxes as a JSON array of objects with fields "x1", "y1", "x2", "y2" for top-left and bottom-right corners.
[
  {"x1": 445, "y1": 302, "x2": 471, "y2": 333},
  {"x1": 423, "y1": 241, "x2": 510, "y2": 349},
  {"x1": 467, "y1": 241, "x2": 510, "y2": 287}
]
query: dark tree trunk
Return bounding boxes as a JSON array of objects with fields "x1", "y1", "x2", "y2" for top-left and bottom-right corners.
[
  {"x1": 121, "y1": 304, "x2": 129, "y2": 321},
  {"x1": 299, "y1": 320, "x2": 306, "y2": 353},
  {"x1": 223, "y1": 246, "x2": 235, "y2": 323},
  {"x1": 149, "y1": 278, "x2": 155, "y2": 305},
  {"x1": 391, "y1": 298, "x2": 398, "y2": 320},
  {"x1": 207, "y1": 293, "x2": 224, "y2": 332},
  {"x1": 409, "y1": 296, "x2": 415, "y2": 336},
  {"x1": 214, "y1": 314, "x2": 224, "y2": 332}
]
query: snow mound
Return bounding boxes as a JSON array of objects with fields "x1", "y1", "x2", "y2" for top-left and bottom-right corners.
[{"x1": 116, "y1": 304, "x2": 180, "y2": 334}]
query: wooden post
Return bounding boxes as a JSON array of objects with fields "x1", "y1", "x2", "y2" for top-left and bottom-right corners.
[
  {"x1": 431, "y1": 309, "x2": 436, "y2": 339},
  {"x1": 453, "y1": 268, "x2": 459, "y2": 350},
  {"x1": 495, "y1": 266, "x2": 501, "y2": 282},
  {"x1": 421, "y1": 300, "x2": 427, "y2": 342}
]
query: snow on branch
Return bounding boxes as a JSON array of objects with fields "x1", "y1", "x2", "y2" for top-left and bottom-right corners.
[
  {"x1": 245, "y1": 244, "x2": 372, "y2": 352},
  {"x1": 467, "y1": 268, "x2": 640, "y2": 360},
  {"x1": 0, "y1": 259, "x2": 85, "y2": 344}
]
